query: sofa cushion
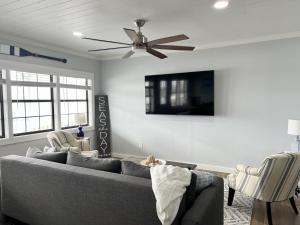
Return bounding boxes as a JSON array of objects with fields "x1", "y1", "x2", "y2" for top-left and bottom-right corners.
[
  {"x1": 121, "y1": 160, "x2": 197, "y2": 210},
  {"x1": 26, "y1": 147, "x2": 68, "y2": 164},
  {"x1": 66, "y1": 151, "x2": 121, "y2": 173},
  {"x1": 121, "y1": 160, "x2": 151, "y2": 179}
]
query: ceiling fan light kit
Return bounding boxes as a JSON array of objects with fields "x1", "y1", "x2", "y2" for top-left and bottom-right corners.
[{"x1": 83, "y1": 19, "x2": 195, "y2": 59}]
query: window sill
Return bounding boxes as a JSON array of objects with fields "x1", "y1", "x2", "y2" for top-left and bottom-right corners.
[{"x1": 0, "y1": 126, "x2": 94, "y2": 146}]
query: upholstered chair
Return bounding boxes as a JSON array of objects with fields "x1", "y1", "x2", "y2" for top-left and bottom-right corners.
[
  {"x1": 47, "y1": 131, "x2": 98, "y2": 157},
  {"x1": 227, "y1": 152, "x2": 300, "y2": 225}
]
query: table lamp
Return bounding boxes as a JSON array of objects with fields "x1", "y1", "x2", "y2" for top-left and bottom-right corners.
[
  {"x1": 288, "y1": 119, "x2": 300, "y2": 151},
  {"x1": 75, "y1": 114, "x2": 86, "y2": 138}
]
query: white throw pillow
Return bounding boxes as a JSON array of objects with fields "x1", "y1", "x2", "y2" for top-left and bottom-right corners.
[
  {"x1": 44, "y1": 146, "x2": 57, "y2": 153},
  {"x1": 26, "y1": 146, "x2": 42, "y2": 157}
]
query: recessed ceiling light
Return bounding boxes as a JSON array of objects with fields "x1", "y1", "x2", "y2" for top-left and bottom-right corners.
[
  {"x1": 214, "y1": 0, "x2": 229, "y2": 10},
  {"x1": 73, "y1": 31, "x2": 83, "y2": 37}
]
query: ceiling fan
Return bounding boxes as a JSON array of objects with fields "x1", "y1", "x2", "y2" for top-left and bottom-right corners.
[{"x1": 83, "y1": 19, "x2": 195, "y2": 59}]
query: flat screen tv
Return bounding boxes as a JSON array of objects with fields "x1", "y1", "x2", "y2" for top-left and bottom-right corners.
[{"x1": 145, "y1": 71, "x2": 214, "y2": 115}]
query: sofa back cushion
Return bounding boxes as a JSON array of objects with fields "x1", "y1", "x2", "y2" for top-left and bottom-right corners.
[
  {"x1": 121, "y1": 160, "x2": 151, "y2": 179},
  {"x1": 66, "y1": 151, "x2": 121, "y2": 173},
  {"x1": 26, "y1": 147, "x2": 67, "y2": 164},
  {"x1": 121, "y1": 160, "x2": 197, "y2": 211}
]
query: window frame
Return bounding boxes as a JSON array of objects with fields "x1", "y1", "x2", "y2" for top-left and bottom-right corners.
[
  {"x1": 60, "y1": 89, "x2": 89, "y2": 129},
  {"x1": 0, "y1": 60, "x2": 95, "y2": 146},
  {"x1": 11, "y1": 76, "x2": 55, "y2": 136},
  {"x1": 0, "y1": 83, "x2": 5, "y2": 138}
]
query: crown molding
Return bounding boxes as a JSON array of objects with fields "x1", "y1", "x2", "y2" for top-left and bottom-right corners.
[
  {"x1": 195, "y1": 31, "x2": 300, "y2": 50},
  {"x1": 0, "y1": 32, "x2": 100, "y2": 60}
]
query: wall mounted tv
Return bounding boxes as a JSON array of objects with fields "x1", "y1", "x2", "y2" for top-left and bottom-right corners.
[{"x1": 145, "y1": 71, "x2": 214, "y2": 115}]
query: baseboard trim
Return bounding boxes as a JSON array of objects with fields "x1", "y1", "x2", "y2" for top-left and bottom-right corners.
[{"x1": 112, "y1": 152, "x2": 234, "y2": 174}]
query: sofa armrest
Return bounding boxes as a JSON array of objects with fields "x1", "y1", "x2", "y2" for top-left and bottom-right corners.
[
  {"x1": 181, "y1": 176, "x2": 224, "y2": 225},
  {"x1": 236, "y1": 164, "x2": 260, "y2": 176}
]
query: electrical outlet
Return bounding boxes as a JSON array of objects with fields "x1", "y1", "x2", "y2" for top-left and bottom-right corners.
[{"x1": 138, "y1": 142, "x2": 143, "y2": 151}]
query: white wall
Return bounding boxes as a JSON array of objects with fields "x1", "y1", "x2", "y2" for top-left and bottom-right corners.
[
  {"x1": 0, "y1": 38, "x2": 101, "y2": 156},
  {"x1": 99, "y1": 38, "x2": 300, "y2": 169}
]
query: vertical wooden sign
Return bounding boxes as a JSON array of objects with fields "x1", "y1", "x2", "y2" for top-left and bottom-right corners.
[{"x1": 95, "y1": 95, "x2": 111, "y2": 157}]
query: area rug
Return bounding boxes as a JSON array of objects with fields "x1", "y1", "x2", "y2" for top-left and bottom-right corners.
[{"x1": 224, "y1": 181, "x2": 253, "y2": 225}]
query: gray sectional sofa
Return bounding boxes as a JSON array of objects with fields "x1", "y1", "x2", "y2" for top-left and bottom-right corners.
[{"x1": 0, "y1": 155, "x2": 224, "y2": 225}]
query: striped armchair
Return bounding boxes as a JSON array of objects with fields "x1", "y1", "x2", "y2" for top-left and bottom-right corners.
[
  {"x1": 47, "y1": 131, "x2": 98, "y2": 157},
  {"x1": 227, "y1": 152, "x2": 300, "y2": 225}
]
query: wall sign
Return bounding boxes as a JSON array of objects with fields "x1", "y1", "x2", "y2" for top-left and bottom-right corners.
[{"x1": 95, "y1": 95, "x2": 111, "y2": 157}]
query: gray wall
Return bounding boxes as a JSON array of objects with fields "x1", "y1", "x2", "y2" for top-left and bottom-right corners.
[
  {"x1": 0, "y1": 39, "x2": 101, "y2": 156},
  {"x1": 99, "y1": 38, "x2": 300, "y2": 168}
]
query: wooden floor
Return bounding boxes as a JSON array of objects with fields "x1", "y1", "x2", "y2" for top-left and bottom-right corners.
[
  {"x1": 251, "y1": 198, "x2": 300, "y2": 225},
  {"x1": 205, "y1": 169, "x2": 300, "y2": 225}
]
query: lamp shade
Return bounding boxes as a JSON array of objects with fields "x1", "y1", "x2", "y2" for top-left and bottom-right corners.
[
  {"x1": 75, "y1": 113, "x2": 86, "y2": 125},
  {"x1": 288, "y1": 119, "x2": 300, "y2": 135}
]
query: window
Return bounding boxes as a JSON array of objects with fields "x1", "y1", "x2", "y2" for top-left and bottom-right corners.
[
  {"x1": 60, "y1": 76, "x2": 90, "y2": 129},
  {"x1": 0, "y1": 69, "x2": 5, "y2": 138},
  {"x1": 10, "y1": 71, "x2": 54, "y2": 136},
  {"x1": 0, "y1": 64, "x2": 94, "y2": 142}
]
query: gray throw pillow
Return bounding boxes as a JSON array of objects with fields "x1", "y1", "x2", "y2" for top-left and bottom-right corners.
[
  {"x1": 121, "y1": 160, "x2": 151, "y2": 179},
  {"x1": 192, "y1": 170, "x2": 215, "y2": 194},
  {"x1": 26, "y1": 148, "x2": 68, "y2": 164},
  {"x1": 66, "y1": 151, "x2": 121, "y2": 173}
]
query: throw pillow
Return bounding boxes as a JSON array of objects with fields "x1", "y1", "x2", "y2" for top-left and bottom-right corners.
[
  {"x1": 66, "y1": 151, "x2": 121, "y2": 173},
  {"x1": 44, "y1": 146, "x2": 57, "y2": 153},
  {"x1": 121, "y1": 160, "x2": 151, "y2": 179},
  {"x1": 26, "y1": 146, "x2": 42, "y2": 157},
  {"x1": 26, "y1": 147, "x2": 68, "y2": 164},
  {"x1": 192, "y1": 170, "x2": 215, "y2": 194}
]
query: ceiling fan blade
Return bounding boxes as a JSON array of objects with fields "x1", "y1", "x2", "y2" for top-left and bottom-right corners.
[
  {"x1": 88, "y1": 46, "x2": 131, "y2": 52},
  {"x1": 146, "y1": 48, "x2": 167, "y2": 59},
  {"x1": 151, "y1": 45, "x2": 195, "y2": 51},
  {"x1": 122, "y1": 50, "x2": 135, "y2": 59},
  {"x1": 123, "y1": 28, "x2": 139, "y2": 42},
  {"x1": 147, "y1": 34, "x2": 189, "y2": 46},
  {"x1": 83, "y1": 37, "x2": 131, "y2": 46}
]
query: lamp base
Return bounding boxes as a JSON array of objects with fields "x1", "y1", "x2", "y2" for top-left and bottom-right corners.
[
  {"x1": 290, "y1": 135, "x2": 300, "y2": 152},
  {"x1": 77, "y1": 126, "x2": 84, "y2": 138}
]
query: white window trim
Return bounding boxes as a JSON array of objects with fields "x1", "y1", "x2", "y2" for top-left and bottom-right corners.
[{"x1": 0, "y1": 59, "x2": 95, "y2": 146}]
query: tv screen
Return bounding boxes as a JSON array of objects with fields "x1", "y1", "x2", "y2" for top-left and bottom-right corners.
[{"x1": 145, "y1": 71, "x2": 214, "y2": 115}]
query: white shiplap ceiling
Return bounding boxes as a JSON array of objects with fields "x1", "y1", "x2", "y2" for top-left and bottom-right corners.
[{"x1": 0, "y1": 0, "x2": 300, "y2": 60}]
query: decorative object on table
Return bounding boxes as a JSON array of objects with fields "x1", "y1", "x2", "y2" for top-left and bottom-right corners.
[
  {"x1": 75, "y1": 113, "x2": 86, "y2": 137},
  {"x1": 0, "y1": 43, "x2": 67, "y2": 63},
  {"x1": 227, "y1": 152, "x2": 300, "y2": 225},
  {"x1": 288, "y1": 119, "x2": 300, "y2": 151},
  {"x1": 95, "y1": 95, "x2": 111, "y2": 158},
  {"x1": 47, "y1": 130, "x2": 98, "y2": 157},
  {"x1": 82, "y1": 19, "x2": 195, "y2": 59},
  {"x1": 140, "y1": 155, "x2": 166, "y2": 167}
]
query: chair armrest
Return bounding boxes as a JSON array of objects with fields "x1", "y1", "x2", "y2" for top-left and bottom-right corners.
[
  {"x1": 60, "y1": 146, "x2": 80, "y2": 153},
  {"x1": 236, "y1": 164, "x2": 260, "y2": 176},
  {"x1": 70, "y1": 139, "x2": 90, "y2": 152},
  {"x1": 181, "y1": 177, "x2": 224, "y2": 225}
]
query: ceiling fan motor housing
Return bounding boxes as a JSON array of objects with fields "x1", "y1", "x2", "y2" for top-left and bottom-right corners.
[{"x1": 134, "y1": 19, "x2": 146, "y2": 28}]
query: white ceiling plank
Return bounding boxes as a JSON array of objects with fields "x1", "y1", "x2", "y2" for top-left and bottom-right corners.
[{"x1": 0, "y1": 0, "x2": 299, "y2": 59}]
